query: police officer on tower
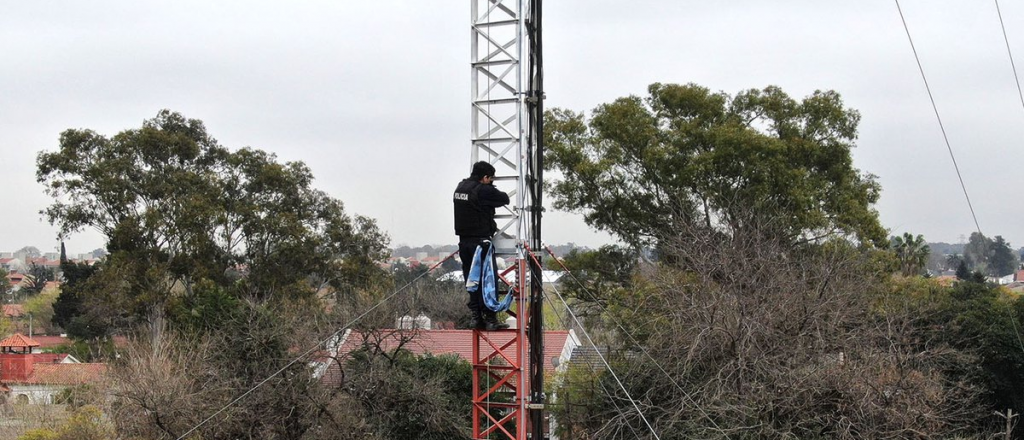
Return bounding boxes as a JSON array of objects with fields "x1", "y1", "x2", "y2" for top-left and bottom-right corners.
[{"x1": 454, "y1": 161, "x2": 511, "y2": 330}]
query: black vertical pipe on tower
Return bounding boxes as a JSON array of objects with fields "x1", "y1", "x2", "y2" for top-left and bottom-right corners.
[{"x1": 527, "y1": 0, "x2": 544, "y2": 438}]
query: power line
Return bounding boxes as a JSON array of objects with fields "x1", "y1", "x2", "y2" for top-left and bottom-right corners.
[
  {"x1": 995, "y1": 0, "x2": 1024, "y2": 115},
  {"x1": 524, "y1": 253, "x2": 663, "y2": 440},
  {"x1": 894, "y1": 0, "x2": 982, "y2": 235},
  {"x1": 546, "y1": 286, "x2": 662, "y2": 439},
  {"x1": 536, "y1": 277, "x2": 643, "y2": 440},
  {"x1": 176, "y1": 252, "x2": 456, "y2": 440},
  {"x1": 540, "y1": 245, "x2": 727, "y2": 437},
  {"x1": 991, "y1": 0, "x2": 1024, "y2": 358},
  {"x1": 896, "y1": 0, "x2": 1024, "y2": 361}
]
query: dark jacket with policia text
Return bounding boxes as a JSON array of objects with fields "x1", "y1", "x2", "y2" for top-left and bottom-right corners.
[{"x1": 453, "y1": 178, "x2": 510, "y2": 239}]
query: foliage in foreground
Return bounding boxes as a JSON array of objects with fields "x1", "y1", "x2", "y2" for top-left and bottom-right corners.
[
  {"x1": 552, "y1": 222, "x2": 988, "y2": 439},
  {"x1": 327, "y1": 342, "x2": 474, "y2": 440},
  {"x1": 16, "y1": 406, "x2": 113, "y2": 440}
]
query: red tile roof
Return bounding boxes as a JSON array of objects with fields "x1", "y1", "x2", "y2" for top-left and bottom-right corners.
[
  {"x1": 2, "y1": 305, "x2": 24, "y2": 318},
  {"x1": 4, "y1": 363, "x2": 105, "y2": 385},
  {"x1": 26, "y1": 258, "x2": 60, "y2": 267},
  {"x1": 1015, "y1": 269, "x2": 1024, "y2": 282},
  {"x1": 31, "y1": 335, "x2": 70, "y2": 349},
  {"x1": 31, "y1": 353, "x2": 69, "y2": 364},
  {"x1": 336, "y1": 329, "x2": 571, "y2": 375},
  {"x1": 0, "y1": 333, "x2": 40, "y2": 349}
]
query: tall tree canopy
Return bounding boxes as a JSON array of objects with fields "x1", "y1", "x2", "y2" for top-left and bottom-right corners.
[
  {"x1": 962, "y1": 232, "x2": 1019, "y2": 277},
  {"x1": 989, "y1": 235, "x2": 1018, "y2": 277},
  {"x1": 37, "y1": 110, "x2": 388, "y2": 336},
  {"x1": 544, "y1": 83, "x2": 886, "y2": 249}
]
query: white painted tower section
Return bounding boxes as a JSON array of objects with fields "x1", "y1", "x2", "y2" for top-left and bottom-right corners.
[{"x1": 470, "y1": 0, "x2": 533, "y2": 255}]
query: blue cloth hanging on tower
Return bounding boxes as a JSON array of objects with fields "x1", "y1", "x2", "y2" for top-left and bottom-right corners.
[{"x1": 466, "y1": 242, "x2": 512, "y2": 312}]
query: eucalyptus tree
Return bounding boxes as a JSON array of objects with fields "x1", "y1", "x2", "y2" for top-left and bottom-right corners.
[
  {"x1": 544, "y1": 83, "x2": 886, "y2": 251},
  {"x1": 37, "y1": 110, "x2": 388, "y2": 337}
]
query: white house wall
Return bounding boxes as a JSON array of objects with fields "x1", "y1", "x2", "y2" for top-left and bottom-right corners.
[{"x1": 7, "y1": 384, "x2": 61, "y2": 405}]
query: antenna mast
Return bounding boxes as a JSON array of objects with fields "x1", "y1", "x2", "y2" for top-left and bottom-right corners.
[{"x1": 469, "y1": 0, "x2": 544, "y2": 438}]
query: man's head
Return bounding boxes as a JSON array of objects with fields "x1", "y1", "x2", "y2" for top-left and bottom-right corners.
[{"x1": 471, "y1": 161, "x2": 496, "y2": 184}]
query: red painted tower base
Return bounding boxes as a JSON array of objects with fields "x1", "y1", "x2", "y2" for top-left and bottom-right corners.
[{"x1": 472, "y1": 259, "x2": 530, "y2": 439}]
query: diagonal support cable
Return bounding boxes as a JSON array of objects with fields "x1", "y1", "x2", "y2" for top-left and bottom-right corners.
[
  {"x1": 895, "y1": 0, "x2": 982, "y2": 234},
  {"x1": 897, "y1": 0, "x2": 1024, "y2": 360},
  {"x1": 522, "y1": 248, "x2": 662, "y2": 439},
  {"x1": 540, "y1": 286, "x2": 644, "y2": 440},
  {"x1": 175, "y1": 252, "x2": 457, "y2": 440},
  {"x1": 541, "y1": 245, "x2": 727, "y2": 437},
  {"x1": 995, "y1": 0, "x2": 1024, "y2": 115},
  {"x1": 991, "y1": 0, "x2": 1024, "y2": 359}
]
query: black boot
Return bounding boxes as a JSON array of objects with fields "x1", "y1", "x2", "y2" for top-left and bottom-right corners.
[
  {"x1": 482, "y1": 311, "x2": 509, "y2": 331},
  {"x1": 468, "y1": 309, "x2": 484, "y2": 330}
]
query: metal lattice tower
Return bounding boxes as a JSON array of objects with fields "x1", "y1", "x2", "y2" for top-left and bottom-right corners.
[
  {"x1": 471, "y1": 0, "x2": 529, "y2": 254},
  {"x1": 470, "y1": 0, "x2": 544, "y2": 439}
]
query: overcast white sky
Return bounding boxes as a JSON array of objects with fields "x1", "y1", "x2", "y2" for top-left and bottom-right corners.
[{"x1": 2, "y1": 1, "x2": 1022, "y2": 255}]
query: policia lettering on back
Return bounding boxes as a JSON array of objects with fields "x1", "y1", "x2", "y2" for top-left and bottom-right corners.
[
  {"x1": 453, "y1": 161, "x2": 510, "y2": 239},
  {"x1": 453, "y1": 179, "x2": 492, "y2": 237}
]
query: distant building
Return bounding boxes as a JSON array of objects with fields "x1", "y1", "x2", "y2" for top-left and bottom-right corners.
[
  {"x1": 6, "y1": 272, "x2": 29, "y2": 292},
  {"x1": 0, "y1": 333, "x2": 105, "y2": 404},
  {"x1": 995, "y1": 274, "x2": 1015, "y2": 285},
  {"x1": 2, "y1": 305, "x2": 24, "y2": 319},
  {"x1": 1, "y1": 258, "x2": 27, "y2": 273}
]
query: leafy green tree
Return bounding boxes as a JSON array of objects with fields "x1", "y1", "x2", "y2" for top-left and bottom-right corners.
[
  {"x1": 921, "y1": 278, "x2": 1024, "y2": 417},
  {"x1": 0, "y1": 267, "x2": 10, "y2": 298},
  {"x1": 956, "y1": 260, "x2": 971, "y2": 280},
  {"x1": 961, "y1": 233, "x2": 1017, "y2": 277},
  {"x1": 544, "y1": 83, "x2": 886, "y2": 250},
  {"x1": 990, "y1": 235, "x2": 1018, "y2": 277},
  {"x1": 51, "y1": 260, "x2": 101, "y2": 339},
  {"x1": 22, "y1": 287, "x2": 58, "y2": 335},
  {"x1": 38, "y1": 111, "x2": 395, "y2": 439},
  {"x1": 560, "y1": 245, "x2": 637, "y2": 305},
  {"x1": 440, "y1": 255, "x2": 461, "y2": 273},
  {"x1": 890, "y1": 232, "x2": 929, "y2": 276},
  {"x1": 391, "y1": 262, "x2": 430, "y2": 286},
  {"x1": 0, "y1": 314, "x2": 13, "y2": 337},
  {"x1": 37, "y1": 110, "x2": 388, "y2": 336}
]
